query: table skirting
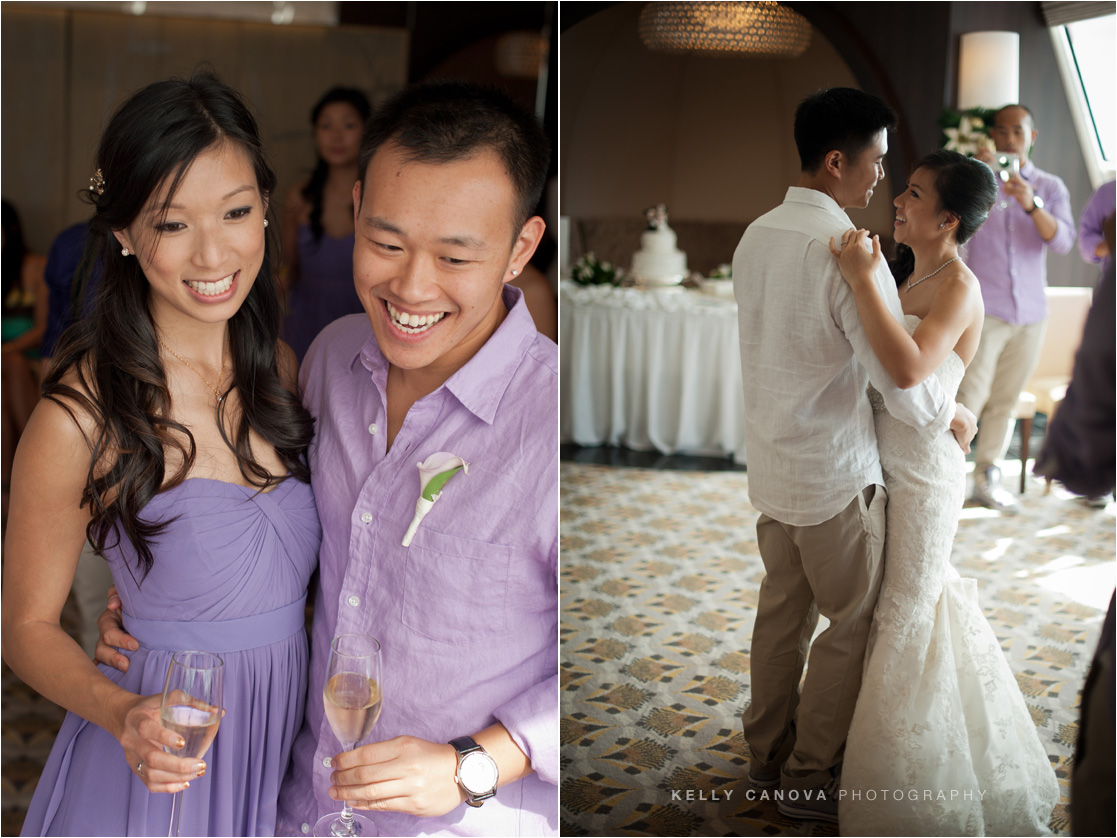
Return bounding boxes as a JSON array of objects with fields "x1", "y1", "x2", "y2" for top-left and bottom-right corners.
[{"x1": 560, "y1": 282, "x2": 747, "y2": 464}]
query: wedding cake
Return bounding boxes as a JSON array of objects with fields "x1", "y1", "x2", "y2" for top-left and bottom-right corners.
[{"x1": 631, "y1": 204, "x2": 687, "y2": 286}]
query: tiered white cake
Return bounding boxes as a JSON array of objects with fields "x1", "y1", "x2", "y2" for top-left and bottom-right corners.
[{"x1": 631, "y1": 205, "x2": 687, "y2": 286}]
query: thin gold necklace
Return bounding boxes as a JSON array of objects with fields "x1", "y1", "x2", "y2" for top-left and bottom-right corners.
[
  {"x1": 158, "y1": 336, "x2": 229, "y2": 403},
  {"x1": 905, "y1": 256, "x2": 960, "y2": 293}
]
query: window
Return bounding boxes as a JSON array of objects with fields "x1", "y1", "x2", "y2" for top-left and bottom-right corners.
[{"x1": 1049, "y1": 12, "x2": 1116, "y2": 186}]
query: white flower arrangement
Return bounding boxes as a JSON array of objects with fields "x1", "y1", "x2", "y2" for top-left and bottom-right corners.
[
  {"x1": 943, "y1": 116, "x2": 996, "y2": 157},
  {"x1": 571, "y1": 252, "x2": 621, "y2": 286},
  {"x1": 938, "y1": 108, "x2": 997, "y2": 157}
]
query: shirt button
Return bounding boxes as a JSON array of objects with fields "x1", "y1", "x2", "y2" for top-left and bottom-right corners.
[
  {"x1": 361, "y1": 512, "x2": 372, "y2": 524},
  {"x1": 368, "y1": 423, "x2": 378, "y2": 434},
  {"x1": 348, "y1": 595, "x2": 360, "y2": 607},
  {"x1": 301, "y1": 825, "x2": 310, "y2": 834},
  {"x1": 323, "y1": 757, "x2": 332, "y2": 768}
]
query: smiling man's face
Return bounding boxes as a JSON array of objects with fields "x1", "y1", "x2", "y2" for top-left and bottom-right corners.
[
  {"x1": 352, "y1": 143, "x2": 532, "y2": 378},
  {"x1": 837, "y1": 129, "x2": 888, "y2": 210}
]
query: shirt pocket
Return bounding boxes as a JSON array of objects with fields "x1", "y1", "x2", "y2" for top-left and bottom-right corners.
[{"x1": 399, "y1": 526, "x2": 512, "y2": 643}]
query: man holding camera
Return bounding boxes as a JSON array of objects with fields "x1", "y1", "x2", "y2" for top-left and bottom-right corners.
[{"x1": 957, "y1": 103, "x2": 1076, "y2": 511}]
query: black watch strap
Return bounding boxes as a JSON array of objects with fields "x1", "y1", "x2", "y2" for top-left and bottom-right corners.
[
  {"x1": 450, "y1": 736, "x2": 497, "y2": 807},
  {"x1": 450, "y1": 735, "x2": 481, "y2": 754}
]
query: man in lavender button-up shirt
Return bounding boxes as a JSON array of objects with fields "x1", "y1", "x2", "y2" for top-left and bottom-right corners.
[
  {"x1": 1078, "y1": 179, "x2": 1115, "y2": 268},
  {"x1": 957, "y1": 104, "x2": 1076, "y2": 510},
  {"x1": 273, "y1": 82, "x2": 557, "y2": 836}
]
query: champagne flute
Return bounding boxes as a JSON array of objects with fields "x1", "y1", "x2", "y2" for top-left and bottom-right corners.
[
  {"x1": 314, "y1": 634, "x2": 382, "y2": 837},
  {"x1": 161, "y1": 651, "x2": 224, "y2": 838}
]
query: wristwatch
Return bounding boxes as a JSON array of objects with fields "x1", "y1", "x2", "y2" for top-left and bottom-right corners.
[
  {"x1": 450, "y1": 736, "x2": 499, "y2": 807},
  {"x1": 1026, "y1": 194, "x2": 1045, "y2": 214}
]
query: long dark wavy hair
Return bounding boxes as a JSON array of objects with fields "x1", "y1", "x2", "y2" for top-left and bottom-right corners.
[
  {"x1": 890, "y1": 149, "x2": 998, "y2": 286},
  {"x1": 301, "y1": 87, "x2": 371, "y2": 244},
  {"x1": 44, "y1": 71, "x2": 314, "y2": 580}
]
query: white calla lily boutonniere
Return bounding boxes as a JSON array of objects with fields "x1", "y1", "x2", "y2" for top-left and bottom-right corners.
[{"x1": 401, "y1": 453, "x2": 470, "y2": 547}]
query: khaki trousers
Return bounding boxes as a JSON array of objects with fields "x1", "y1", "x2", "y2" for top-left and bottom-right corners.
[
  {"x1": 956, "y1": 315, "x2": 1047, "y2": 472},
  {"x1": 743, "y1": 485, "x2": 886, "y2": 790}
]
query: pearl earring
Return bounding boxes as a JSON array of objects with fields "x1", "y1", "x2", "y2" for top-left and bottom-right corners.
[
  {"x1": 264, "y1": 219, "x2": 269, "y2": 228},
  {"x1": 511, "y1": 269, "x2": 519, "y2": 276},
  {"x1": 122, "y1": 248, "x2": 130, "y2": 256}
]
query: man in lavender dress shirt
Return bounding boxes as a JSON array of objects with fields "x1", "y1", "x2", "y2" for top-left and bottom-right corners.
[
  {"x1": 276, "y1": 82, "x2": 556, "y2": 837},
  {"x1": 1078, "y1": 179, "x2": 1115, "y2": 268},
  {"x1": 957, "y1": 104, "x2": 1076, "y2": 511},
  {"x1": 97, "y1": 82, "x2": 558, "y2": 836}
]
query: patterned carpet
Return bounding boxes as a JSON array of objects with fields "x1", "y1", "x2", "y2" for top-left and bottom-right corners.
[{"x1": 559, "y1": 461, "x2": 1115, "y2": 837}]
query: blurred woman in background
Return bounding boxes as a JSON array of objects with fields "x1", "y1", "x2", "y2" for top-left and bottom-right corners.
[
  {"x1": 279, "y1": 86, "x2": 370, "y2": 361},
  {"x1": 2, "y1": 199, "x2": 48, "y2": 510}
]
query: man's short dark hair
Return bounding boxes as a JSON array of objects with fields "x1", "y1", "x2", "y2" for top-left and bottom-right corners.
[
  {"x1": 358, "y1": 80, "x2": 551, "y2": 232},
  {"x1": 993, "y1": 103, "x2": 1035, "y2": 125},
  {"x1": 793, "y1": 88, "x2": 897, "y2": 173}
]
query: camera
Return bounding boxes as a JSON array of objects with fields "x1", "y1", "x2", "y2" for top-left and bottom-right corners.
[{"x1": 992, "y1": 152, "x2": 1020, "y2": 183}]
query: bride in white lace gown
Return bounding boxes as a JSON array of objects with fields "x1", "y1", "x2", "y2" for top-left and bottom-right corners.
[{"x1": 829, "y1": 150, "x2": 1059, "y2": 836}]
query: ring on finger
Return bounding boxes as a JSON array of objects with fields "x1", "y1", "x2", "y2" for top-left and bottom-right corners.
[{"x1": 137, "y1": 759, "x2": 145, "y2": 776}]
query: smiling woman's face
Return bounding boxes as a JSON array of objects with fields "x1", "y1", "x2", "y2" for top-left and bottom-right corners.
[
  {"x1": 892, "y1": 167, "x2": 947, "y2": 247},
  {"x1": 114, "y1": 142, "x2": 267, "y2": 331}
]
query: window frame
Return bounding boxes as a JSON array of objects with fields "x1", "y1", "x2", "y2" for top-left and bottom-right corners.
[{"x1": 1049, "y1": 18, "x2": 1117, "y2": 189}]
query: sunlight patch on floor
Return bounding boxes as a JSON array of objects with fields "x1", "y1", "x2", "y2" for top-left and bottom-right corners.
[{"x1": 1036, "y1": 559, "x2": 1117, "y2": 611}]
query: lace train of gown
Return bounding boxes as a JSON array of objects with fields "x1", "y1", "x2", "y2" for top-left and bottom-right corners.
[{"x1": 839, "y1": 316, "x2": 1058, "y2": 836}]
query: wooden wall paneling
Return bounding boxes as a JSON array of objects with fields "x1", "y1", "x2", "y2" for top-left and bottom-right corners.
[
  {"x1": 1, "y1": 6, "x2": 408, "y2": 252},
  {"x1": 1, "y1": 8, "x2": 70, "y2": 254}
]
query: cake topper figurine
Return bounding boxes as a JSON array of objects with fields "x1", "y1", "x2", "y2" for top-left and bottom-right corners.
[{"x1": 645, "y1": 204, "x2": 669, "y2": 230}]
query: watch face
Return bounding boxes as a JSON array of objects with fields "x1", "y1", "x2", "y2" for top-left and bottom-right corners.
[
  {"x1": 460, "y1": 751, "x2": 499, "y2": 794},
  {"x1": 1033, "y1": 195, "x2": 1044, "y2": 209}
]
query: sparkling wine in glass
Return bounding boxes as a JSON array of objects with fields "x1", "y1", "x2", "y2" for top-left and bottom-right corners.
[
  {"x1": 314, "y1": 634, "x2": 382, "y2": 837},
  {"x1": 161, "y1": 651, "x2": 224, "y2": 838}
]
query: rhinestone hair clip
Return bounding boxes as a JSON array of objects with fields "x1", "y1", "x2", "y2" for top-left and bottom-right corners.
[{"x1": 89, "y1": 168, "x2": 105, "y2": 197}]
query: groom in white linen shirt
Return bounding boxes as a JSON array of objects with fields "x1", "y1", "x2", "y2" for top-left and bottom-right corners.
[{"x1": 732, "y1": 87, "x2": 976, "y2": 823}]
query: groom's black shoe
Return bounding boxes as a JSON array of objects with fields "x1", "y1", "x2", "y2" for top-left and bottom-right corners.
[{"x1": 776, "y1": 775, "x2": 839, "y2": 824}]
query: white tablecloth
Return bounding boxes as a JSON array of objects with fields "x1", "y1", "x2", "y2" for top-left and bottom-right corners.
[{"x1": 560, "y1": 281, "x2": 747, "y2": 464}]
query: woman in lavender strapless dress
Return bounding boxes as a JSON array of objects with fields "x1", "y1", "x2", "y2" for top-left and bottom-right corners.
[
  {"x1": 279, "y1": 87, "x2": 371, "y2": 361},
  {"x1": 2, "y1": 73, "x2": 319, "y2": 836}
]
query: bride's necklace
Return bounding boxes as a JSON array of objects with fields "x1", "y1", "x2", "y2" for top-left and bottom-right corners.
[
  {"x1": 906, "y1": 256, "x2": 960, "y2": 293},
  {"x1": 158, "y1": 336, "x2": 229, "y2": 403}
]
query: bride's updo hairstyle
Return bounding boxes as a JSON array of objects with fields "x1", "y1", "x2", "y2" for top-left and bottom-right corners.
[
  {"x1": 44, "y1": 71, "x2": 314, "y2": 579},
  {"x1": 890, "y1": 148, "x2": 998, "y2": 286}
]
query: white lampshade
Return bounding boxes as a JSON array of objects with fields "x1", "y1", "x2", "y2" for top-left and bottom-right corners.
[{"x1": 958, "y1": 31, "x2": 1020, "y2": 110}]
